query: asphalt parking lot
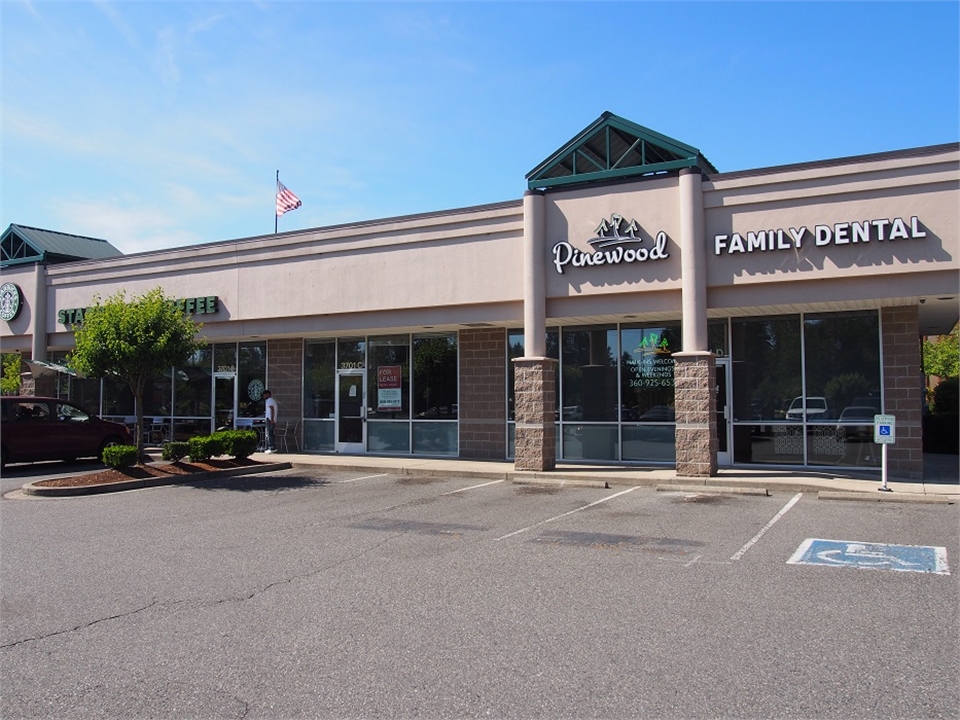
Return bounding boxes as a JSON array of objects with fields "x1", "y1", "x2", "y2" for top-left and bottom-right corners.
[{"x1": 2, "y1": 466, "x2": 958, "y2": 719}]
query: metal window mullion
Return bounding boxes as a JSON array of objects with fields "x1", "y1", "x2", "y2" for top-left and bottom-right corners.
[{"x1": 799, "y1": 313, "x2": 808, "y2": 466}]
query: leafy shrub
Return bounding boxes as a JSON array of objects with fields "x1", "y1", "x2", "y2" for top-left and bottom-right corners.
[
  {"x1": 932, "y1": 377, "x2": 959, "y2": 415},
  {"x1": 215, "y1": 429, "x2": 258, "y2": 459},
  {"x1": 102, "y1": 444, "x2": 138, "y2": 468},
  {"x1": 161, "y1": 442, "x2": 190, "y2": 462},
  {"x1": 188, "y1": 435, "x2": 224, "y2": 463}
]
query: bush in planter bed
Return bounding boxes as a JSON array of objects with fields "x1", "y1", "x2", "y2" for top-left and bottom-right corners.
[
  {"x1": 102, "y1": 444, "x2": 138, "y2": 468},
  {"x1": 188, "y1": 435, "x2": 225, "y2": 463},
  {"x1": 161, "y1": 442, "x2": 190, "y2": 462},
  {"x1": 215, "y1": 429, "x2": 259, "y2": 459}
]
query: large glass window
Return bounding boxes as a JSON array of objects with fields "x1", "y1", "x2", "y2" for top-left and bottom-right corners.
[
  {"x1": 237, "y1": 342, "x2": 267, "y2": 419},
  {"x1": 803, "y1": 312, "x2": 881, "y2": 421},
  {"x1": 803, "y1": 312, "x2": 881, "y2": 468},
  {"x1": 620, "y1": 325, "x2": 680, "y2": 422},
  {"x1": 413, "y1": 334, "x2": 458, "y2": 420},
  {"x1": 174, "y1": 347, "x2": 212, "y2": 418},
  {"x1": 731, "y1": 316, "x2": 802, "y2": 423},
  {"x1": 367, "y1": 336, "x2": 409, "y2": 421},
  {"x1": 730, "y1": 311, "x2": 882, "y2": 468},
  {"x1": 304, "y1": 340, "x2": 336, "y2": 419},
  {"x1": 561, "y1": 326, "x2": 618, "y2": 423}
]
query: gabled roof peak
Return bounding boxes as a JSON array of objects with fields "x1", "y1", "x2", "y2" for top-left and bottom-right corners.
[
  {"x1": 527, "y1": 112, "x2": 716, "y2": 190},
  {"x1": 1, "y1": 224, "x2": 123, "y2": 268}
]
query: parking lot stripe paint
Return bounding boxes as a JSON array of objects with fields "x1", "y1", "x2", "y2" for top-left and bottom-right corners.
[
  {"x1": 496, "y1": 486, "x2": 641, "y2": 540},
  {"x1": 730, "y1": 492, "x2": 803, "y2": 561},
  {"x1": 441, "y1": 479, "x2": 505, "y2": 495},
  {"x1": 338, "y1": 473, "x2": 390, "y2": 484}
]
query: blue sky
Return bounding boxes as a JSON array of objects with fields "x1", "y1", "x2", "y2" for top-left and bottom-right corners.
[{"x1": 2, "y1": 1, "x2": 958, "y2": 255}]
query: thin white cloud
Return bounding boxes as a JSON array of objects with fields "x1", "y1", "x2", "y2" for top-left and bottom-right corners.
[
  {"x1": 92, "y1": 0, "x2": 139, "y2": 49},
  {"x1": 52, "y1": 197, "x2": 203, "y2": 255},
  {"x1": 153, "y1": 27, "x2": 181, "y2": 85}
]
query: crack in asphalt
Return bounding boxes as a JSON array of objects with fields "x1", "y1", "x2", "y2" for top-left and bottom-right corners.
[
  {"x1": 2, "y1": 532, "x2": 406, "y2": 652},
  {"x1": 0, "y1": 600, "x2": 159, "y2": 650}
]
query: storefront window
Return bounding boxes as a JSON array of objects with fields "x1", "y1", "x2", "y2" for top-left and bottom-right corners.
[
  {"x1": 803, "y1": 311, "x2": 881, "y2": 467},
  {"x1": 561, "y1": 325, "x2": 618, "y2": 423},
  {"x1": 237, "y1": 342, "x2": 267, "y2": 419},
  {"x1": 304, "y1": 340, "x2": 336, "y2": 419},
  {"x1": 102, "y1": 378, "x2": 134, "y2": 417},
  {"x1": 730, "y1": 311, "x2": 881, "y2": 468},
  {"x1": 620, "y1": 325, "x2": 680, "y2": 422},
  {"x1": 708, "y1": 320, "x2": 729, "y2": 358},
  {"x1": 803, "y1": 312, "x2": 881, "y2": 421},
  {"x1": 367, "y1": 335, "x2": 409, "y2": 421},
  {"x1": 143, "y1": 369, "x2": 173, "y2": 417},
  {"x1": 413, "y1": 334, "x2": 458, "y2": 420},
  {"x1": 337, "y1": 338, "x2": 365, "y2": 369},
  {"x1": 731, "y1": 316, "x2": 802, "y2": 423},
  {"x1": 174, "y1": 347, "x2": 212, "y2": 418}
]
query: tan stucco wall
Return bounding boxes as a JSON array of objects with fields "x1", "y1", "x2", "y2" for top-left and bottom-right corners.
[
  {"x1": 704, "y1": 146, "x2": 959, "y2": 315},
  {"x1": 2, "y1": 144, "x2": 957, "y2": 353},
  {"x1": 32, "y1": 202, "x2": 525, "y2": 349}
]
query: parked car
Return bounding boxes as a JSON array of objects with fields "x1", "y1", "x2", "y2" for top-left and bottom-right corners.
[
  {"x1": 785, "y1": 396, "x2": 830, "y2": 421},
  {"x1": 1, "y1": 396, "x2": 134, "y2": 469},
  {"x1": 838, "y1": 406, "x2": 879, "y2": 423}
]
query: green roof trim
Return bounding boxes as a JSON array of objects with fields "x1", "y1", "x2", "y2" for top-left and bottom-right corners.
[
  {"x1": 1, "y1": 224, "x2": 123, "y2": 268},
  {"x1": 526, "y1": 112, "x2": 717, "y2": 190}
]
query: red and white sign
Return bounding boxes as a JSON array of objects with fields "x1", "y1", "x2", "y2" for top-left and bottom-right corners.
[{"x1": 377, "y1": 365, "x2": 402, "y2": 411}]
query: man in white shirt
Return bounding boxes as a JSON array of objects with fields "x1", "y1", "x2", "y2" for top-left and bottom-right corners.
[{"x1": 262, "y1": 389, "x2": 278, "y2": 453}]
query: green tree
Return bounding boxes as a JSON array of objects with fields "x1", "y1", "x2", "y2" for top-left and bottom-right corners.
[
  {"x1": 923, "y1": 323, "x2": 960, "y2": 380},
  {"x1": 1, "y1": 353, "x2": 22, "y2": 395},
  {"x1": 67, "y1": 288, "x2": 205, "y2": 461}
]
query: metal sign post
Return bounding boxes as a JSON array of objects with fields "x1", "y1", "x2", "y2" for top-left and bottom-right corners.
[{"x1": 874, "y1": 414, "x2": 896, "y2": 491}]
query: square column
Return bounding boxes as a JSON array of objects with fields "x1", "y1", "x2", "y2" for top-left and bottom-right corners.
[
  {"x1": 673, "y1": 352, "x2": 717, "y2": 477},
  {"x1": 513, "y1": 357, "x2": 557, "y2": 471}
]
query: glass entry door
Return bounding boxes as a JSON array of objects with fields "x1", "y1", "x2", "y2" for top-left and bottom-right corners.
[
  {"x1": 214, "y1": 374, "x2": 237, "y2": 433},
  {"x1": 715, "y1": 359, "x2": 731, "y2": 466},
  {"x1": 336, "y1": 370, "x2": 366, "y2": 453}
]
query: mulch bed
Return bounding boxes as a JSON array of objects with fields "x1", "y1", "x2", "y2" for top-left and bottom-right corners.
[{"x1": 34, "y1": 457, "x2": 264, "y2": 488}]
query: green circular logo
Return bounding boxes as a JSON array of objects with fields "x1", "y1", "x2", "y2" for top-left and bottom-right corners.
[
  {"x1": 0, "y1": 283, "x2": 22, "y2": 322},
  {"x1": 248, "y1": 378, "x2": 265, "y2": 402}
]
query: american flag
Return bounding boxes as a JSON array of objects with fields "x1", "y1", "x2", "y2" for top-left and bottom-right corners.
[{"x1": 276, "y1": 179, "x2": 302, "y2": 217}]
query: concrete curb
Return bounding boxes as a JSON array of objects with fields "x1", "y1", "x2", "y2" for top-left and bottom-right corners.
[
  {"x1": 511, "y1": 476, "x2": 610, "y2": 489},
  {"x1": 21, "y1": 462, "x2": 292, "y2": 497},
  {"x1": 657, "y1": 484, "x2": 770, "y2": 496},
  {"x1": 818, "y1": 490, "x2": 955, "y2": 504}
]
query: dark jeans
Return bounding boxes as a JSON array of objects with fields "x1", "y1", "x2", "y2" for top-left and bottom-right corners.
[{"x1": 265, "y1": 420, "x2": 277, "y2": 450}]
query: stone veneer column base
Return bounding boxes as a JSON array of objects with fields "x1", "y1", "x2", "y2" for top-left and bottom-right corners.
[
  {"x1": 673, "y1": 352, "x2": 717, "y2": 478},
  {"x1": 513, "y1": 357, "x2": 558, "y2": 472}
]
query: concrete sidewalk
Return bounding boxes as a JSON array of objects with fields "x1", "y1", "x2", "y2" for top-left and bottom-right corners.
[{"x1": 253, "y1": 451, "x2": 958, "y2": 501}]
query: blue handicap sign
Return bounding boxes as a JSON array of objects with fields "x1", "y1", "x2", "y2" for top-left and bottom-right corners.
[
  {"x1": 788, "y1": 538, "x2": 950, "y2": 575},
  {"x1": 878, "y1": 425, "x2": 891, "y2": 436}
]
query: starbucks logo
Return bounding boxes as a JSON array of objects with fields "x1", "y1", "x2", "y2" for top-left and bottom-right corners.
[
  {"x1": 248, "y1": 378, "x2": 265, "y2": 401},
  {"x1": 0, "y1": 283, "x2": 22, "y2": 322}
]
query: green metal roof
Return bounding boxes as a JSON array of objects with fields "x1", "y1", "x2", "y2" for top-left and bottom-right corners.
[
  {"x1": 1, "y1": 224, "x2": 124, "y2": 268},
  {"x1": 527, "y1": 112, "x2": 717, "y2": 190}
]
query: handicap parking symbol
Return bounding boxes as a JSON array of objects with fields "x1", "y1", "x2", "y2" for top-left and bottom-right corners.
[{"x1": 788, "y1": 538, "x2": 950, "y2": 575}]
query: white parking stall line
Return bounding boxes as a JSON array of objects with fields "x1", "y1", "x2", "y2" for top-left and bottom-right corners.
[
  {"x1": 730, "y1": 492, "x2": 803, "y2": 561},
  {"x1": 441, "y1": 479, "x2": 505, "y2": 495},
  {"x1": 496, "y1": 486, "x2": 641, "y2": 541},
  {"x1": 337, "y1": 473, "x2": 390, "y2": 484}
]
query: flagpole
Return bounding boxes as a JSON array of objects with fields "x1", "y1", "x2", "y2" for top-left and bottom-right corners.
[{"x1": 275, "y1": 170, "x2": 279, "y2": 234}]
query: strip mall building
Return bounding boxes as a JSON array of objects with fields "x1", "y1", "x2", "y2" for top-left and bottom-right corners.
[{"x1": 2, "y1": 113, "x2": 958, "y2": 479}]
